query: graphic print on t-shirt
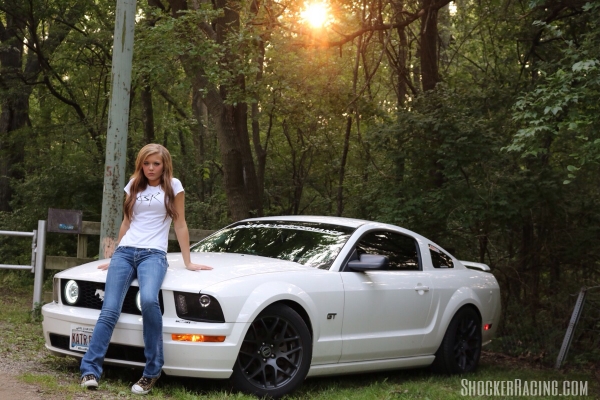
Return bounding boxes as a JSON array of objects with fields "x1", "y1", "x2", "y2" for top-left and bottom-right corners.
[{"x1": 137, "y1": 191, "x2": 163, "y2": 206}]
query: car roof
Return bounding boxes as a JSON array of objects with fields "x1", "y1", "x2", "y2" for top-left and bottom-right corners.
[
  {"x1": 229, "y1": 215, "x2": 457, "y2": 260},
  {"x1": 240, "y1": 215, "x2": 432, "y2": 247},
  {"x1": 241, "y1": 215, "x2": 373, "y2": 229}
]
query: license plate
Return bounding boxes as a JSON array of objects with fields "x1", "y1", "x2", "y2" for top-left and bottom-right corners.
[{"x1": 70, "y1": 325, "x2": 94, "y2": 351}]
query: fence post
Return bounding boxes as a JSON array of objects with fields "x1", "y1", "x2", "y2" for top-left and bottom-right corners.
[
  {"x1": 32, "y1": 220, "x2": 47, "y2": 310},
  {"x1": 555, "y1": 286, "x2": 587, "y2": 369},
  {"x1": 31, "y1": 228, "x2": 37, "y2": 272}
]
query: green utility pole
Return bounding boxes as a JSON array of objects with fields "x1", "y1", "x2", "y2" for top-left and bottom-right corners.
[{"x1": 99, "y1": 0, "x2": 137, "y2": 259}]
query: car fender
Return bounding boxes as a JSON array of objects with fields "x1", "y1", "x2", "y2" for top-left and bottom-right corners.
[
  {"x1": 422, "y1": 286, "x2": 484, "y2": 353},
  {"x1": 443, "y1": 286, "x2": 485, "y2": 326},
  {"x1": 236, "y1": 281, "x2": 320, "y2": 336}
]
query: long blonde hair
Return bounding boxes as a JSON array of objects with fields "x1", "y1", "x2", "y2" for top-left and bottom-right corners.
[{"x1": 123, "y1": 144, "x2": 178, "y2": 221}]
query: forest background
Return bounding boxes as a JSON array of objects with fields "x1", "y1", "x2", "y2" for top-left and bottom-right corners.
[{"x1": 0, "y1": 0, "x2": 599, "y2": 368}]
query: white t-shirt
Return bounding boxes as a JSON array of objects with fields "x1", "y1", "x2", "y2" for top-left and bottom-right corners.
[{"x1": 118, "y1": 178, "x2": 184, "y2": 252}]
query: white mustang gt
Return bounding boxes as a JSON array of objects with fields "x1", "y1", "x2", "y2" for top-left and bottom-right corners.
[{"x1": 42, "y1": 216, "x2": 501, "y2": 398}]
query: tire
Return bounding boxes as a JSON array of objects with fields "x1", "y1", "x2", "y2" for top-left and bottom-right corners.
[
  {"x1": 230, "y1": 304, "x2": 312, "y2": 398},
  {"x1": 431, "y1": 306, "x2": 482, "y2": 374}
]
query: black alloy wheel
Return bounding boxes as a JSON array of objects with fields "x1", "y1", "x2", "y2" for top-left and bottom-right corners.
[
  {"x1": 230, "y1": 304, "x2": 312, "y2": 398},
  {"x1": 431, "y1": 306, "x2": 482, "y2": 374}
]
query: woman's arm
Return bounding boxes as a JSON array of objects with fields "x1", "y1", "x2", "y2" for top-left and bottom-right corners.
[
  {"x1": 97, "y1": 214, "x2": 131, "y2": 270},
  {"x1": 173, "y1": 192, "x2": 213, "y2": 271}
]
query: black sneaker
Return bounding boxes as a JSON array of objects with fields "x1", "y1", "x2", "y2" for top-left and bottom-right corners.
[
  {"x1": 131, "y1": 373, "x2": 160, "y2": 395},
  {"x1": 80, "y1": 374, "x2": 98, "y2": 389}
]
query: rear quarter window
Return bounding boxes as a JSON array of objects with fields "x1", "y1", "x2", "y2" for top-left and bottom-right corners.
[{"x1": 429, "y1": 244, "x2": 454, "y2": 268}]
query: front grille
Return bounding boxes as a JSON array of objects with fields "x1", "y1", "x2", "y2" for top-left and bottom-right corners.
[
  {"x1": 60, "y1": 279, "x2": 164, "y2": 315},
  {"x1": 49, "y1": 333, "x2": 146, "y2": 363}
]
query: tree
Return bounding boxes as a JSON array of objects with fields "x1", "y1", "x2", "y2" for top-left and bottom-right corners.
[
  {"x1": 0, "y1": 1, "x2": 27, "y2": 211},
  {"x1": 151, "y1": 0, "x2": 264, "y2": 221},
  {"x1": 510, "y1": 2, "x2": 600, "y2": 182},
  {"x1": 0, "y1": 0, "x2": 108, "y2": 211}
]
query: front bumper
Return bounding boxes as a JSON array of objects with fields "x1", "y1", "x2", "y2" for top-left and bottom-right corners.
[{"x1": 42, "y1": 301, "x2": 247, "y2": 379}]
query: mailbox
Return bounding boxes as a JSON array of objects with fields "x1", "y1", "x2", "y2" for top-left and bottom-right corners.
[{"x1": 47, "y1": 208, "x2": 83, "y2": 234}]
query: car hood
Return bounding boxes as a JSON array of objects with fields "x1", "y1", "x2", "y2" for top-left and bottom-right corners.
[{"x1": 57, "y1": 252, "x2": 308, "y2": 292}]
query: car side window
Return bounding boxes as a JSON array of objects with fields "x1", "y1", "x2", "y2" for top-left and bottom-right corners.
[
  {"x1": 429, "y1": 244, "x2": 454, "y2": 268},
  {"x1": 355, "y1": 231, "x2": 421, "y2": 271}
]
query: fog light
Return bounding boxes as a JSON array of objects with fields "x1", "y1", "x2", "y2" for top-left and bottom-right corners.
[
  {"x1": 199, "y1": 295, "x2": 211, "y2": 308},
  {"x1": 64, "y1": 280, "x2": 79, "y2": 305}
]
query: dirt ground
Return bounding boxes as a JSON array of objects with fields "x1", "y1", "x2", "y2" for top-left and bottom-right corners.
[
  {"x1": 0, "y1": 348, "x2": 108, "y2": 400},
  {"x1": 0, "y1": 374, "x2": 105, "y2": 400},
  {"x1": 0, "y1": 286, "x2": 102, "y2": 399},
  {"x1": 0, "y1": 375, "x2": 47, "y2": 400}
]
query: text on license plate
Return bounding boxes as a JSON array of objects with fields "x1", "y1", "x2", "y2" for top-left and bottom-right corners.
[{"x1": 70, "y1": 325, "x2": 94, "y2": 351}]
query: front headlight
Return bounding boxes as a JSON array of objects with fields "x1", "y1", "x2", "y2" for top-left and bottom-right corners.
[
  {"x1": 174, "y1": 292, "x2": 225, "y2": 323},
  {"x1": 64, "y1": 280, "x2": 79, "y2": 305},
  {"x1": 136, "y1": 290, "x2": 142, "y2": 312}
]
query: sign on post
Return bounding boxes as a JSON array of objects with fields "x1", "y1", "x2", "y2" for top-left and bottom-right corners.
[{"x1": 47, "y1": 208, "x2": 83, "y2": 234}]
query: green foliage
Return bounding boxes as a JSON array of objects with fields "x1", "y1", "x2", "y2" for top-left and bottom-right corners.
[
  {"x1": 355, "y1": 1, "x2": 600, "y2": 367},
  {"x1": 510, "y1": 2, "x2": 600, "y2": 183},
  {"x1": 364, "y1": 83, "x2": 517, "y2": 248}
]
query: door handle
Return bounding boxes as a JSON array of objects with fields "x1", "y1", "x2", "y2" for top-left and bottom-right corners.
[{"x1": 414, "y1": 285, "x2": 430, "y2": 292}]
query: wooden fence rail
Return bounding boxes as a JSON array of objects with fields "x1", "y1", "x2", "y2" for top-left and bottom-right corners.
[{"x1": 46, "y1": 221, "x2": 215, "y2": 270}]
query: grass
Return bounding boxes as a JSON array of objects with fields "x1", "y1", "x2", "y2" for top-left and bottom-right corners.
[{"x1": 1, "y1": 278, "x2": 599, "y2": 399}]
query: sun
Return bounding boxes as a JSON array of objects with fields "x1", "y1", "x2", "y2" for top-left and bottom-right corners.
[{"x1": 301, "y1": 2, "x2": 329, "y2": 29}]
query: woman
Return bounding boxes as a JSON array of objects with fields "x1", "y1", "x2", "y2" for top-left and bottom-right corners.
[{"x1": 80, "y1": 144, "x2": 212, "y2": 395}]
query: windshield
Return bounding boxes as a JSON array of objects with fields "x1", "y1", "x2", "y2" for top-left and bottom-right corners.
[{"x1": 191, "y1": 221, "x2": 355, "y2": 269}]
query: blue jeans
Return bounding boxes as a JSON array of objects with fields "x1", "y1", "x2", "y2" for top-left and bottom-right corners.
[{"x1": 80, "y1": 246, "x2": 168, "y2": 380}]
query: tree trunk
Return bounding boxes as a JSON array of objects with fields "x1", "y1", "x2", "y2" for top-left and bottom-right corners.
[
  {"x1": 420, "y1": 0, "x2": 440, "y2": 92},
  {"x1": 205, "y1": 92, "x2": 257, "y2": 219},
  {"x1": 337, "y1": 34, "x2": 363, "y2": 216},
  {"x1": 251, "y1": 37, "x2": 268, "y2": 207},
  {"x1": 337, "y1": 116, "x2": 352, "y2": 216},
  {"x1": 191, "y1": 83, "x2": 209, "y2": 202},
  {"x1": 0, "y1": 12, "x2": 27, "y2": 211},
  {"x1": 392, "y1": 1, "x2": 410, "y2": 106},
  {"x1": 167, "y1": 0, "x2": 263, "y2": 221},
  {"x1": 141, "y1": 85, "x2": 155, "y2": 144}
]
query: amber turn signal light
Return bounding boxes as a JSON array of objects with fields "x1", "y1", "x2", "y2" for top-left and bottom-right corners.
[{"x1": 171, "y1": 333, "x2": 226, "y2": 342}]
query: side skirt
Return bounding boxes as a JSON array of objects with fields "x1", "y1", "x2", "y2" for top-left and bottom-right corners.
[{"x1": 307, "y1": 355, "x2": 435, "y2": 377}]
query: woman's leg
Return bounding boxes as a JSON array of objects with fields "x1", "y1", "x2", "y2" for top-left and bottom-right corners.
[
  {"x1": 135, "y1": 248, "x2": 168, "y2": 378},
  {"x1": 80, "y1": 247, "x2": 137, "y2": 380}
]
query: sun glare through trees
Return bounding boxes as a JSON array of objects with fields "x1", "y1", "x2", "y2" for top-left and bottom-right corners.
[{"x1": 301, "y1": 1, "x2": 329, "y2": 28}]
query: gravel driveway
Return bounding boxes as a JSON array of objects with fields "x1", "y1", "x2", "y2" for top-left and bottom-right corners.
[{"x1": 0, "y1": 287, "x2": 105, "y2": 399}]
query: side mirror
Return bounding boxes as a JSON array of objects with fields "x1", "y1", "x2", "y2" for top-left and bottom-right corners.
[{"x1": 347, "y1": 254, "x2": 389, "y2": 271}]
